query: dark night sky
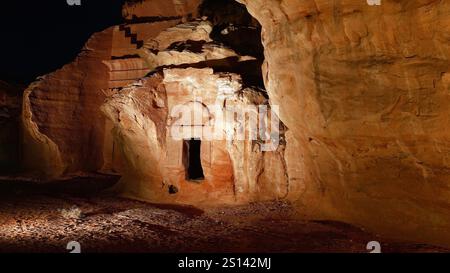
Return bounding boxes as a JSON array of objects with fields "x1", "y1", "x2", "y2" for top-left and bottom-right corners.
[{"x1": 0, "y1": 0, "x2": 125, "y2": 84}]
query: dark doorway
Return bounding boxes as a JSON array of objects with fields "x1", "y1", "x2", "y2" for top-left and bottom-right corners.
[{"x1": 183, "y1": 139, "x2": 205, "y2": 181}]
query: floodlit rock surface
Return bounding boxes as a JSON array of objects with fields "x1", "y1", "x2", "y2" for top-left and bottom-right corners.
[
  {"x1": 122, "y1": 0, "x2": 202, "y2": 21},
  {"x1": 22, "y1": 29, "x2": 114, "y2": 178},
  {"x1": 102, "y1": 67, "x2": 286, "y2": 204},
  {"x1": 238, "y1": 0, "x2": 450, "y2": 247},
  {"x1": 16, "y1": 0, "x2": 450, "y2": 248},
  {"x1": 142, "y1": 20, "x2": 213, "y2": 52},
  {"x1": 21, "y1": 0, "x2": 202, "y2": 178},
  {"x1": 101, "y1": 4, "x2": 286, "y2": 205}
]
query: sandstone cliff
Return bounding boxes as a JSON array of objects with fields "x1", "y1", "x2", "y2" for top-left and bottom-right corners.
[
  {"x1": 102, "y1": 14, "x2": 287, "y2": 204},
  {"x1": 21, "y1": 0, "x2": 202, "y2": 178},
  {"x1": 238, "y1": 0, "x2": 450, "y2": 247},
  {"x1": 18, "y1": 0, "x2": 450, "y2": 248}
]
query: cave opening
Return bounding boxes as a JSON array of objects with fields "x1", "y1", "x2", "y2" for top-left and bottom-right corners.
[
  {"x1": 199, "y1": 0, "x2": 263, "y2": 59},
  {"x1": 183, "y1": 139, "x2": 205, "y2": 181},
  {"x1": 199, "y1": 0, "x2": 266, "y2": 89}
]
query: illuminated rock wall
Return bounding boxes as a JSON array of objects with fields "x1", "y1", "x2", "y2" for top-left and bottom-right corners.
[
  {"x1": 19, "y1": 0, "x2": 450, "y2": 248},
  {"x1": 21, "y1": 0, "x2": 202, "y2": 178},
  {"x1": 238, "y1": 0, "x2": 450, "y2": 247}
]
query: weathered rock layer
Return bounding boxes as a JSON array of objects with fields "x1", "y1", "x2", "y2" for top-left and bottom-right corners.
[
  {"x1": 239, "y1": 0, "x2": 450, "y2": 247},
  {"x1": 21, "y1": 0, "x2": 202, "y2": 178},
  {"x1": 17, "y1": 0, "x2": 450, "y2": 247}
]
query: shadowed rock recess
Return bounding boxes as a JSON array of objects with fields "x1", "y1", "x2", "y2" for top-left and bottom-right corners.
[{"x1": 2, "y1": 0, "x2": 450, "y2": 249}]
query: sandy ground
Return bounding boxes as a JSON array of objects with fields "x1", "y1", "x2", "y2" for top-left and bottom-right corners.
[{"x1": 0, "y1": 176, "x2": 447, "y2": 253}]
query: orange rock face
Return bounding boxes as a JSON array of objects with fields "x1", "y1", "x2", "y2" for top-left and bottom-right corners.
[
  {"x1": 100, "y1": 6, "x2": 286, "y2": 205},
  {"x1": 102, "y1": 67, "x2": 286, "y2": 205},
  {"x1": 21, "y1": 0, "x2": 202, "y2": 178},
  {"x1": 238, "y1": 0, "x2": 450, "y2": 247},
  {"x1": 19, "y1": 0, "x2": 450, "y2": 248},
  {"x1": 22, "y1": 29, "x2": 114, "y2": 178}
]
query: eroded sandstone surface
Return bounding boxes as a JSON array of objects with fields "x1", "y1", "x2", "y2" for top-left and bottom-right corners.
[
  {"x1": 15, "y1": 0, "x2": 450, "y2": 248},
  {"x1": 238, "y1": 0, "x2": 450, "y2": 247},
  {"x1": 21, "y1": 0, "x2": 202, "y2": 178}
]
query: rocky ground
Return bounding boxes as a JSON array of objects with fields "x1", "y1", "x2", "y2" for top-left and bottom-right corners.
[{"x1": 0, "y1": 176, "x2": 447, "y2": 253}]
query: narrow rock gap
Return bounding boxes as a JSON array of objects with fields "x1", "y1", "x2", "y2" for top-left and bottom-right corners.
[
  {"x1": 199, "y1": 0, "x2": 265, "y2": 89},
  {"x1": 199, "y1": 0, "x2": 264, "y2": 59}
]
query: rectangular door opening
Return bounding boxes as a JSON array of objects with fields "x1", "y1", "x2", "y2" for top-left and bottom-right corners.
[{"x1": 183, "y1": 139, "x2": 205, "y2": 181}]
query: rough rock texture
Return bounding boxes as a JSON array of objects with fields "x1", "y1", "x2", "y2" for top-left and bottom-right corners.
[
  {"x1": 237, "y1": 0, "x2": 450, "y2": 247},
  {"x1": 102, "y1": 67, "x2": 286, "y2": 205},
  {"x1": 142, "y1": 20, "x2": 213, "y2": 52},
  {"x1": 22, "y1": 29, "x2": 114, "y2": 178},
  {"x1": 100, "y1": 12, "x2": 285, "y2": 205},
  {"x1": 0, "y1": 178, "x2": 445, "y2": 253},
  {"x1": 140, "y1": 20, "x2": 256, "y2": 70},
  {"x1": 21, "y1": 0, "x2": 203, "y2": 178},
  {"x1": 144, "y1": 43, "x2": 254, "y2": 70},
  {"x1": 19, "y1": 0, "x2": 450, "y2": 248},
  {"x1": 122, "y1": 0, "x2": 202, "y2": 21}
]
